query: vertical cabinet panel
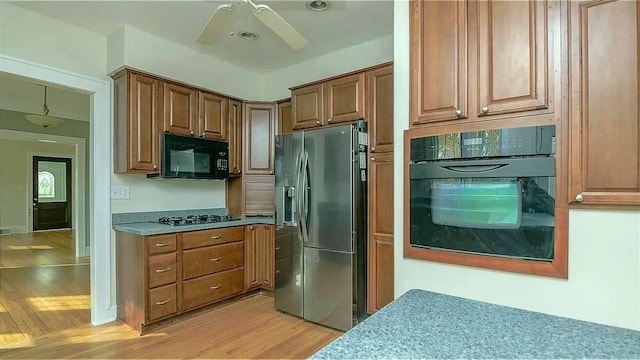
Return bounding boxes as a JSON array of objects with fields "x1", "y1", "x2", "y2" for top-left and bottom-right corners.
[
  {"x1": 410, "y1": 0, "x2": 467, "y2": 124},
  {"x1": 228, "y1": 100, "x2": 243, "y2": 176},
  {"x1": 199, "y1": 92, "x2": 228, "y2": 140},
  {"x1": 244, "y1": 226, "x2": 260, "y2": 290},
  {"x1": 292, "y1": 84, "x2": 324, "y2": 130},
  {"x1": 324, "y1": 73, "x2": 365, "y2": 125},
  {"x1": 278, "y1": 101, "x2": 293, "y2": 134},
  {"x1": 569, "y1": 0, "x2": 640, "y2": 205},
  {"x1": 367, "y1": 65, "x2": 394, "y2": 153},
  {"x1": 260, "y1": 225, "x2": 275, "y2": 291},
  {"x1": 368, "y1": 152, "x2": 394, "y2": 313},
  {"x1": 477, "y1": 0, "x2": 549, "y2": 116},
  {"x1": 244, "y1": 102, "x2": 275, "y2": 174},
  {"x1": 162, "y1": 82, "x2": 198, "y2": 136}
]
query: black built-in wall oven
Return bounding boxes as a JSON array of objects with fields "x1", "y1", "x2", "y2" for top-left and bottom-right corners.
[{"x1": 409, "y1": 125, "x2": 556, "y2": 261}]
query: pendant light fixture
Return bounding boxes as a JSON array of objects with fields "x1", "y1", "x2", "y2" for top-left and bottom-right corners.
[{"x1": 25, "y1": 85, "x2": 64, "y2": 128}]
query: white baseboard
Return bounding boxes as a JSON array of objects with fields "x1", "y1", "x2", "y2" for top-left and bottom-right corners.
[
  {"x1": 12, "y1": 226, "x2": 28, "y2": 234},
  {"x1": 0, "y1": 227, "x2": 11, "y2": 235}
]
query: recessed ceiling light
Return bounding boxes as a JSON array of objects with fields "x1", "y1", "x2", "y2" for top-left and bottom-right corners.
[
  {"x1": 239, "y1": 31, "x2": 259, "y2": 40},
  {"x1": 306, "y1": 0, "x2": 330, "y2": 12}
]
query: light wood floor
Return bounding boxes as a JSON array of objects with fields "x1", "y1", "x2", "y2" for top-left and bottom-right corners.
[
  {"x1": 0, "y1": 294, "x2": 342, "y2": 359},
  {"x1": 0, "y1": 230, "x2": 90, "y2": 346}
]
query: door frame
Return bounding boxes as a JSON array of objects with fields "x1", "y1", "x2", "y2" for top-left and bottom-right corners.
[
  {"x1": 27, "y1": 150, "x2": 83, "y2": 252},
  {"x1": 0, "y1": 54, "x2": 114, "y2": 325}
]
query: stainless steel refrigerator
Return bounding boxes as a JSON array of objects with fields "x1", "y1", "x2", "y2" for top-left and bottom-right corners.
[{"x1": 274, "y1": 123, "x2": 368, "y2": 331}]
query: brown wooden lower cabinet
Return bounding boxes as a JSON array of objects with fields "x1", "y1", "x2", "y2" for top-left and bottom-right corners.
[
  {"x1": 116, "y1": 225, "x2": 255, "y2": 333},
  {"x1": 244, "y1": 224, "x2": 275, "y2": 291},
  {"x1": 368, "y1": 151, "x2": 394, "y2": 313}
]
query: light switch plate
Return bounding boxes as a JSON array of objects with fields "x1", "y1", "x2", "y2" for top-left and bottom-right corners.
[{"x1": 111, "y1": 186, "x2": 130, "y2": 200}]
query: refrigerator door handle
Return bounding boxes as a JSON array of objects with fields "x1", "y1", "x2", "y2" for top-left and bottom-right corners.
[
  {"x1": 299, "y1": 152, "x2": 310, "y2": 243},
  {"x1": 296, "y1": 151, "x2": 305, "y2": 242}
]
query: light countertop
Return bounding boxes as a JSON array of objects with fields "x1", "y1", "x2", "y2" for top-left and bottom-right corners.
[{"x1": 311, "y1": 289, "x2": 640, "y2": 359}]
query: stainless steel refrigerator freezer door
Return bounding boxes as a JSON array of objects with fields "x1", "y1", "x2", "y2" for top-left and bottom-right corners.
[
  {"x1": 303, "y1": 125, "x2": 354, "y2": 253},
  {"x1": 274, "y1": 226, "x2": 303, "y2": 317},
  {"x1": 303, "y1": 247, "x2": 353, "y2": 331},
  {"x1": 275, "y1": 132, "x2": 304, "y2": 317}
]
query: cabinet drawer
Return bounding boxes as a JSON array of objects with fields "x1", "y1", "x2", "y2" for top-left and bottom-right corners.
[
  {"x1": 148, "y1": 233, "x2": 178, "y2": 254},
  {"x1": 182, "y1": 267, "x2": 244, "y2": 310},
  {"x1": 148, "y1": 252, "x2": 177, "y2": 288},
  {"x1": 147, "y1": 284, "x2": 178, "y2": 322},
  {"x1": 182, "y1": 226, "x2": 244, "y2": 249},
  {"x1": 183, "y1": 242, "x2": 244, "y2": 280}
]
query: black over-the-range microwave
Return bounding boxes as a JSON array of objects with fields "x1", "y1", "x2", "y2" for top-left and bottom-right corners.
[{"x1": 147, "y1": 132, "x2": 229, "y2": 180}]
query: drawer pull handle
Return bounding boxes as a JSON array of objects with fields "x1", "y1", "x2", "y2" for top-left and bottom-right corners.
[
  {"x1": 210, "y1": 257, "x2": 222, "y2": 262},
  {"x1": 210, "y1": 284, "x2": 222, "y2": 290},
  {"x1": 155, "y1": 242, "x2": 171, "y2": 247},
  {"x1": 155, "y1": 298, "x2": 171, "y2": 305},
  {"x1": 210, "y1": 235, "x2": 222, "y2": 239},
  {"x1": 155, "y1": 267, "x2": 172, "y2": 273}
]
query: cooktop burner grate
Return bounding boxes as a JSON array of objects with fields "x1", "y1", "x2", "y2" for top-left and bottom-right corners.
[{"x1": 158, "y1": 214, "x2": 241, "y2": 226}]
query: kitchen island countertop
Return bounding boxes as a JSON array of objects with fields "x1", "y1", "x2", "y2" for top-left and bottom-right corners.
[
  {"x1": 311, "y1": 289, "x2": 640, "y2": 359},
  {"x1": 113, "y1": 216, "x2": 274, "y2": 235}
]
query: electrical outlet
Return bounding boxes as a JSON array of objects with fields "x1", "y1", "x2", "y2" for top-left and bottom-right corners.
[{"x1": 111, "y1": 186, "x2": 130, "y2": 200}]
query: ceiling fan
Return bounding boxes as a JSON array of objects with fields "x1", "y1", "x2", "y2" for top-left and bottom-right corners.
[{"x1": 197, "y1": 0, "x2": 309, "y2": 49}]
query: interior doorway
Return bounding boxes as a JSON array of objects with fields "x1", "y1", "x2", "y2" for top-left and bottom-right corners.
[{"x1": 32, "y1": 156, "x2": 72, "y2": 231}]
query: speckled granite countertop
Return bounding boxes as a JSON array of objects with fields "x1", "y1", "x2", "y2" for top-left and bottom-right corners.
[
  {"x1": 311, "y1": 289, "x2": 640, "y2": 359},
  {"x1": 112, "y1": 208, "x2": 273, "y2": 235}
]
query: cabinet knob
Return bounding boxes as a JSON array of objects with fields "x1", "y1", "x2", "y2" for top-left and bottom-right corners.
[
  {"x1": 576, "y1": 194, "x2": 584, "y2": 203},
  {"x1": 371, "y1": 146, "x2": 376, "y2": 152},
  {"x1": 370, "y1": 157, "x2": 375, "y2": 161},
  {"x1": 201, "y1": 133, "x2": 205, "y2": 137},
  {"x1": 455, "y1": 109, "x2": 462, "y2": 116},
  {"x1": 190, "y1": 131, "x2": 194, "y2": 135},
  {"x1": 153, "y1": 164, "x2": 157, "y2": 170},
  {"x1": 481, "y1": 106, "x2": 489, "y2": 114},
  {"x1": 250, "y1": 226, "x2": 254, "y2": 230},
  {"x1": 316, "y1": 120, "x2": 321, "y2": 125},
  {"x1": 270, "y1": 170, "x2": 274, "y2": 174},
  {"x1": 328, "y1": 118, "x2": 333, "y2": 123}
]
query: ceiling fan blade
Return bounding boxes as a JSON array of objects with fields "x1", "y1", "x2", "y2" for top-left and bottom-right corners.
[
  {"x1": 197, "y1": 4, "x2": 236, "y2": 44},
  {"x1": 253, "y1": 4, "x2": 308, "y2": 49}
]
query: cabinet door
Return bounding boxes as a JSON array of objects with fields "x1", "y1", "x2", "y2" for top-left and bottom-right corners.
[
  {"x1": 410, "y1": 0, "x2": 467, "y2": 125},
  {"x1": 199, "y1": 91, "x2": 228, "y2": 140},
  {"x1": 115, "y1": 72, "x2": 159, "y2": 173},
  {"x1": 476, "y1": 0, "x2": 550, "y2": 117},
  {"x1": 368, "y1": 152, "x2": 394, "y2": 313},
  {"x1": 324, "y1": 73, "x2": 365, "y2": 125},
  {"x1": 367, "y1": 65, "x2": 394, "y2": 153},
  {"x1": 568, "y1": 0, "x2": 640, "y2": 205},
  {"x1": 260, "y1": 225, "x2": 275, "y2": 291},
  {"x1": 244, "y1": 102, "x2": 275, "y2": 174},
  {"x1": 244, "y1": 225, "x2": 260, "y2": 290},
  {"x1": 292, "y1": 84, "x2": 324, "y2": 130},
  {"x1": 278, "y1": 101, "x2": 293, "y2": 134},
  {"x1": 162, "y1": 82, "x2": 198, "y2": 136},
  {"x1": 228, "y1": 99, "x2": 243, "y2": 175},
  {"x1": 244, "y1": 175, "x2": 275, "y2": 216}
]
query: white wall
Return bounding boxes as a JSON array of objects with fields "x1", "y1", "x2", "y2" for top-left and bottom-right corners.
[
  {"x1": 108, "y1": 25, "x2": 263, "y2": 100},
  {"x1": 0, "y1": 2, "x2": 107, "y2": 79},
  {"x1": 110, "y1": 174, "x2": 226, "y2": 213},
  {"x1": 0, "y1": 139, "x2": 75, "y2": 232},
  {"x1": 393, "y1": 0, "x2": 640, "y2": 330},
  {"x1": 260, "y1": 34, "x2": 393, "y2": 100}
]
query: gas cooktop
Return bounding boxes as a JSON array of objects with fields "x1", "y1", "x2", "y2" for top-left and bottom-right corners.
[{"x1": 158, "y1": 214, "x2": 241, "y2": 226}]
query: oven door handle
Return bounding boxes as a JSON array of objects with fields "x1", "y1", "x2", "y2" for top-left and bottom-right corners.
[{"x1": 443, "y1": 164, "x2": 507, "y2": 173}]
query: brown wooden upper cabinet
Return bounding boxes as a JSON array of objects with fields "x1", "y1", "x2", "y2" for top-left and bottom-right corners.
[
  {"x1": 278, "y1": 101, "x2": 293, "y2": 135},
  {"x1": 228, "y1": 99, "x2": 243, "y2": 176},
  {"x1": 291, "y1": 73, "x2": 365, "y2": 130},
  {"x1": 244, "y1": 102, "x2": 276, "y2": 174},
  {"x1": 162, "y1": 82, "x2": 198, "y2": 136},
  {"x1": 568, "y1": 0, "x2": 640, "y2": 206},
  {"x1": 199, "y1": 92, "x2": 228, "y2": 140},
  {"x1": 366, "y1": 65, "x2": 394, "y2": 153},
  {"x1": 324, "y1": 73, "x2": 365, "y2": 125},
  {"x1": 291, "y1": 83, "x2": 324, "y2": 130},
  {"x1": 410, "y1": 0, "x2": 557, "y2": 126},
  {"x1": 113, "y1": 70, "x2": 160, "y2": 173}
]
